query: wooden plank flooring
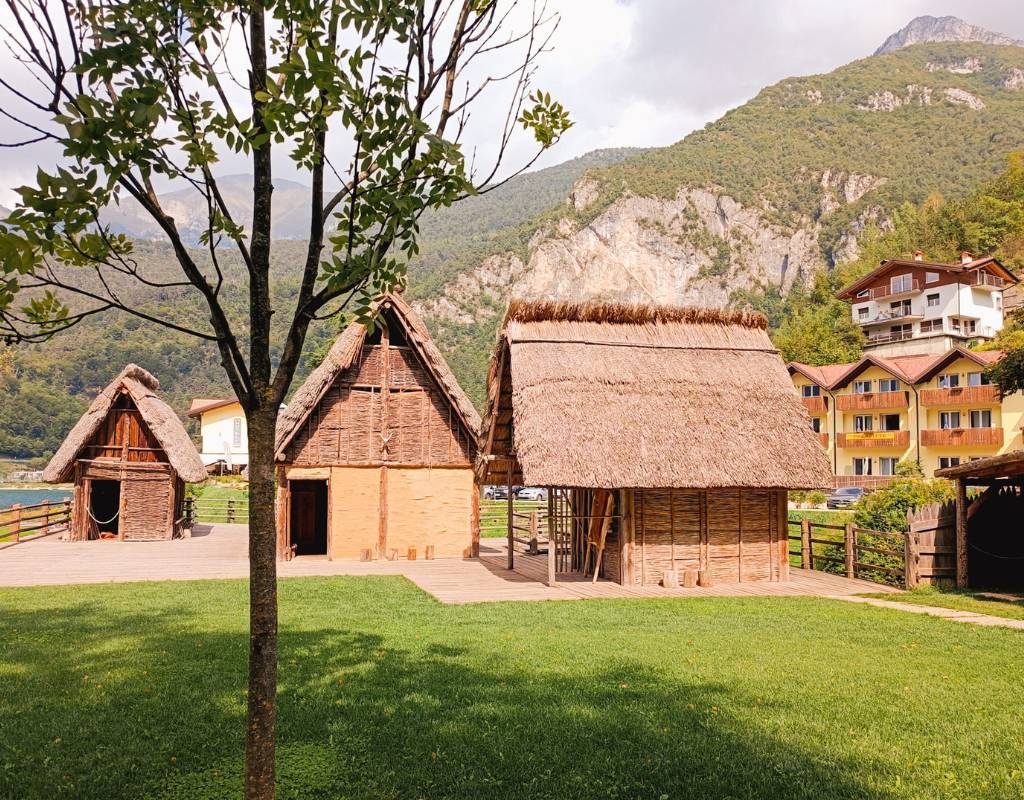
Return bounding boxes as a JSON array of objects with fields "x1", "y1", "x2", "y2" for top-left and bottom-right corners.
[{"x1": 0, "y1": 526, "x2": 898, "y2": 603}]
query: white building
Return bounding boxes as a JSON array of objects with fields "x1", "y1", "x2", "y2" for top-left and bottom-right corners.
[
  {"x1": 837, "y1": 251, "x2": 1018, "y2": 357},
  {"x1": 187, "y1": 398, "x2": 248, "y2": 472}
]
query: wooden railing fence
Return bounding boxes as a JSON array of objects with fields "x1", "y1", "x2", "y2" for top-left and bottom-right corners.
[
  {"x1": 787, "y1": 518, "x2": 908, "y2": 587},
  {"x1": 184, "y1": 497, "x2": 249, "y2": 525},
  {"x1": 480, "y1": 501, "x2": 548, "y2": 552},
  {"x1": 0, "y1": 499, "x2": 72, "y2": 546}
]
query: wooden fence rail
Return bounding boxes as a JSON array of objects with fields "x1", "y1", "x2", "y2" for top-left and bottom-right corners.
[
  {"x1": 0, "y1": 499, "x2": 72, "y2": 546},
  {"x1": 787, "y1": 518, "x2": 908, "y2": 588},
  {"x1": 185, "y1": 497, "x2": 249, "y2": 525}
]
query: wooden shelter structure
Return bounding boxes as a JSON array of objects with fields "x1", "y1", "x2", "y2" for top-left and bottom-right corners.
[
  {"x1": 935, "y1": 450, "x2": 1024, "y2": 590},
  {"x1": 43, "y1": 364, "x2": 206, "y2": 541},
  {"x1": 274, "y1": 292, "x2": 480, "y2": 560},
  {"x1": 479, "y1": 300, "x2": 833, "y2": 586}
]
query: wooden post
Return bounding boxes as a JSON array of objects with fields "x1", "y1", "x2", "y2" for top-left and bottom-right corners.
[
  {"x1": 40, "y1": 500, "x2": 50, "y2": 537},
  {"x1": 546, "y1": 488, "x2": 556, "y2": 586},
  {"x1": 800, "y1": 518, "x2": 812, "y2": 570},
  {"x1": 227, "y1": 498, "x2": 235, "y2": 524},
  {"x1": 955, "y1": 478, "x2": 968, "y2": 589},
  {"x1": 424, "y1": 545, "x2": 435, "y2": 560},
  {"x1": 904, "y1": 531, "x2": 918, "y2": 590},
  {"x1": 378, "y1": 318, "x2": 391, "y2": 561},
  {"x1": 470, "y1": 485, "x2": 481, "y2": 558},
  {"x1": 378, "y1": 466, "x2": 388, "y2": 560},
  {"x1": 506, "y1": 462, "x2": 514, "y2": 570},
  {"x1": 63, "y1": 498, "x2": 72, "y2": 535},
  {"x1": 844, "y1": 523, "x2": 855, "y2": 579},
  {"x1": 528, "y1": 511, "x2": 538, "y2": 554},
  {"x1": 10, "y1": 504, "x2": 21, "y2": 544}
]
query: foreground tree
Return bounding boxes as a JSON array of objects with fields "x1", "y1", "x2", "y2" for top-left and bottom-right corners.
[{"x1": 0, "y1": 1, "x2": 569, "y2": 796}]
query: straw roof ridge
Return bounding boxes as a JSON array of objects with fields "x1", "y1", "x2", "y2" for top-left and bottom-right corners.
[
  {"x1": 43, "y1": 364, "x2": 206, "y2": 484},
  {"x1": 504, "y1": 298, "x2": 768, "y2": 330},
  {"x1": 275, "y1": 292, "x2": 481, "y2": 459}
]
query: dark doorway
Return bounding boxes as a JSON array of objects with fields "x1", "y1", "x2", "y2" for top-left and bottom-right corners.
[
  {"x1": 89, "y1": 479, "x2": 121, "y2": 538},
  {"x1": 290, "y1": 480, "x2": 328, "y2": 556}
]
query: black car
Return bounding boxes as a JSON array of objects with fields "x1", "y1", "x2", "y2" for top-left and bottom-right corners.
[{"x1": 826, "y1": 486, "x2": 865, "y2": 509}]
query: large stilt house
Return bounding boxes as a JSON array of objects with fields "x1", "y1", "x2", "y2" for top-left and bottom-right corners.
[
  {"x1": 43, "y1": 365, "x2": 206, "y2": 541},
  {"x1": 479, "y1": 301, "x2": 832, "y2": 586},
  {"x1": 274, "y1": 292, "x2": 480, "y2": 560}
]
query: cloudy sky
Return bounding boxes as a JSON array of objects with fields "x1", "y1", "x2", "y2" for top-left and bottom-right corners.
[{"x1": 2, "y1": 1, "x2": 1024, "y2": 205}]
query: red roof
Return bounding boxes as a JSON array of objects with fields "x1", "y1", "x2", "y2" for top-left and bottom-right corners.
[
  {"x1": 789, "y1": 347, "x2": 1003, "y2": 390},
  {"x1": 187, "y1": 397, "x2": 239, "y2": 418}
]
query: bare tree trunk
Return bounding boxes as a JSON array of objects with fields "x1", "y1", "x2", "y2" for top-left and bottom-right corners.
[{"x1": 244, "y1": 403, "x2": 280, "y2": 799}]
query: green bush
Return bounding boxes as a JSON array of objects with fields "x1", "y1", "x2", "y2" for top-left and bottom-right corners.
[
  {"x1": 854, "y1": 477, "x2": 955, "y2": 533},
  {"x1": 807, "y1": 490, "x2": 827, "y2": 507}
]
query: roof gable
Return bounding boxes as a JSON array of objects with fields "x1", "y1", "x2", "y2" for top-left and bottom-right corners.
[{"x1": 837, "y1": 256, "x2": 1018, "y2": 300}]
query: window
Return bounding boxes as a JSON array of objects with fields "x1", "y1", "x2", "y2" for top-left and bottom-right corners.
[
  {"x1": 950, "y1": 318, "x2": 962, "y2": 333},
  {"x1": 920, "y1": 320, "x2": 942, "y2": 333},
  {"x1": 890, "y1": 324, "x2": 912, "y2": 340},
  {"x1": 890, "y1": 274, "x2": 914, "y2": 294},
  {"x1": 853, "y1": 458, "x2": 873, "y2": 476},
  {"x1": 857, "y1": 289, "x2": 869, "y2": 299},
  {"x1": 939, "y1": 457, "x2": 961, "y2": 470},
  {"x1": 963, "y1": 319, "x2": 977, "y2": 334},
  {"x1": 857, "y1": 306, "x2": 870, "y2": 320},
  {"x1": 880, "y1": 414, "x2": 901, "y2": 431},
  {"x1": 938, "y1": 373, "x2": 960, "y2": 389},
  {"x1": 879, "y1": 457, "x2": 899, "y2": 476},
  {"x1": 926, "y1": 271, "x2": 939, "y2": 284},
  {"x1": 879, "y1": 379, "x2": 900, "y2": 392},
  {"x1": 890, "y1": 299, "x2": 912, "y2": 317},
  {"x1": 969, "y1": 409, "x2": 992, "y2": 429},
  {"x1": 926, "y1": 293, "x2": 940, "y2": 307},
  {"x1": 853, "y1": 380, "x2": 872, "y2": 394},
  {"x1": 854, "y1": 415, "x2": 873, "y2": 432},
  {"x1": 801, "y1": 384, "x2": 821, "y2": 397},
  {"x1": 996, "y1": 294, "x2": 1003, "y2": 309},
  {"x1": 939, "y1": 411, "x2": 961, "y2": 430},
  {"x1": 967, "y1": 372, "x2": 989, "y2": 387},
  {"x1": 810, "y1": 417, "x2": 822, "y2": 433},
  {"x1": 232, "y1": 417, "x2": 242, "y2": 449}
]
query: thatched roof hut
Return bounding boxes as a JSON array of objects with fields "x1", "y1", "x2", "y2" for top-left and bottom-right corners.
[
  {"x1": 44, "y1": 364, "x2": 204, "y2": 541},
  {"x1": 480, "y1": 300, "x2": 831, "y2": 489},
  {"x1": 274, "y1": 292, "x2": 480, "y2": 560},
  {"x1": 479, "y1": 300, "x2": 831, "y2": 587}
]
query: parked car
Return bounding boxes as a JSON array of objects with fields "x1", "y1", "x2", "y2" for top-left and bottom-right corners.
[
  {"x1": 485, "y1": 485, "x2": 509, "y2": 500},
  {"x1": 826, "y1": 486, "x2": 865, "y2": 509},
  {"x1": 516, "y1": 487, "x2": 547, "y2": 502}
]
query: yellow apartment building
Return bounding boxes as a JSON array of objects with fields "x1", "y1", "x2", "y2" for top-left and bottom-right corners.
[{"x1": 790, "y1": 349, "x2": 1024, "y2": 487}]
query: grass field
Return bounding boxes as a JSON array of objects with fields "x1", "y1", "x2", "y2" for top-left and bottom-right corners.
[
  {"x1": 1, "y1": 578, "x2": 1022, "y2": 799},
  {"x1": 861, "y1": 587, "x2": 1024, "y2": 622}
]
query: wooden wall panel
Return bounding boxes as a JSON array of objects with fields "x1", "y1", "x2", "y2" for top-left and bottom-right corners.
[
  {"x1": 386, "y1": 467, "x2": 475, "y2": 558},
  {"x1": 328, "y1": 466, "x2": 381, "y2": 559}
]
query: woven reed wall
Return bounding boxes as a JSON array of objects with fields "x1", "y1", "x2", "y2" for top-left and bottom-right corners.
[
  {"x1": 633, "y1": 488, "x2": 783, "y2": 586},
  {"x1": 286, "y1": 344, "x2": 474, "y2": 467},
  {"x1": 602, "y1": 527, "x2": 621, "y2": 583},
  {"x1": 75, "y1": 460, "x2": 177, "y2": 541}
]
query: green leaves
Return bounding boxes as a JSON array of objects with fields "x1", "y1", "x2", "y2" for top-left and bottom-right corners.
[{"x1": 518, "y1": 91, "x2": 573, "y2": 148}]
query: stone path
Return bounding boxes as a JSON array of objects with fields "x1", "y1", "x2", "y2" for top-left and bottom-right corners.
[{"x1": 835, "y1": 595, "x2": 1024, "y2": 631}]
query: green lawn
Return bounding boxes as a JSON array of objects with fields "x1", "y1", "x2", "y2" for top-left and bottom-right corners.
[
  {"x1": 861, "y1": 587, "x2": 1024, "y2": 622},
  {"x1": 1, "y1": 579, "x2": 1022, "y2": 799}
]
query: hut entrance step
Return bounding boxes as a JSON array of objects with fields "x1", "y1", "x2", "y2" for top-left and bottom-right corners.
[
  {"x1": 289, "y1": 479, "x2": 328, "y2": 556},
  {"x1": 88, "y1": 479, "x2": 121, "y2": 539}
]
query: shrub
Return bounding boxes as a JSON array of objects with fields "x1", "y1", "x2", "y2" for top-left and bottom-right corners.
[
  {"x1": 854, "y1": 477, "x2": 955, "y2": 533},
  {"x1": 808, "y1": 490, "x2": 827, "y2": 507}
]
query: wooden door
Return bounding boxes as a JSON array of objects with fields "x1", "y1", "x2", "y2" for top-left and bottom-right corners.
[{"x1": 289, "y1": 480, "x2": 328, "y2": 555}]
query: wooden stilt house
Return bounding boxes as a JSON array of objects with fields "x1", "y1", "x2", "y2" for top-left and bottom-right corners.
[
  {"x1": 43, "y1": 365, "x2": 206, "y2": 541},
  {"x1": 479, "y1": 301, "x2": 833, "y2": 586},
  {"x1": 274, "y1": 292, "x2": 481, "y2": 560}
]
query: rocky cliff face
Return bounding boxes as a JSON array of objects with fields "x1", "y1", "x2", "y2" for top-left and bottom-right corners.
[
  {"x1": 874, "y1": 16, "x2": 1022, "y2": 55},
  {"x1": 420, "y1": 170, "x2": 885, "y2": 323}
]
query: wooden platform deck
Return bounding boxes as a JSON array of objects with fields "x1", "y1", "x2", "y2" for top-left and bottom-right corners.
[{"x1": 0, "y1": 527, "x2": 898, "y2": 602}]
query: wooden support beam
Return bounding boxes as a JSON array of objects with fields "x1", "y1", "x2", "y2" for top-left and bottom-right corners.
[
  {"x1": 506, "y1": 461, "x2": 514, "y2": 570},
  {"x1": 956, "y1": 478, "x2": 968, "y2": 589},
  {"x1": 547, "y1": 489, "x2": 557, "y2": 586}
]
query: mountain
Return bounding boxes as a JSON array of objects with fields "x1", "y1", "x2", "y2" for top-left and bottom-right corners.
[{"x1": 874, "y1": 15, "x2": 1022, "y2": 55}]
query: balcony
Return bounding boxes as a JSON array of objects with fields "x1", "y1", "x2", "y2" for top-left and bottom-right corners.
[
  {"x1": 919, "y1": 385, "x2": 1000, "y2": 406},
  {"x1": 857, "y1": 309, "x2": 924, "y2": 327},
  {"x1": 865, "y1": 329, "x2": 915, "y2": 346},
  {"x1": 920, "y1": 428, "x2": 1003, "y2": 447},
  {"x1": 969, "y1": 272, "x2": 1006, "y2": 291},
  {"x1": 801, "y1": 395, "x2": 827, "y2": 414},
  {"x1": 836, "y1": 391, "x2": 908, "y2": 412},
  {"x1": 834, "y1": 475, "x2": 898, "y2": 490},
  {"x1": 817, "y1": 432, "x2": 829, "y2": 448},
  {"x1": 837, "y1": 430, "x2": 910, "y2": 449},
  {"x1": 863, "y1": 280, "x2": 922, "y2": 301}
]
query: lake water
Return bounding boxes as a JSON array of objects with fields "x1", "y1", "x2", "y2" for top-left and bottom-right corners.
[{"x1": 0, "y1": 487, "x2": 72, "y2": 509}]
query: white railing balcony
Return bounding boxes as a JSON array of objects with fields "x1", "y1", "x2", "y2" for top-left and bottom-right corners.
[{"x1": 969, "y1": 273, "x2": 1006, "y2": 291}]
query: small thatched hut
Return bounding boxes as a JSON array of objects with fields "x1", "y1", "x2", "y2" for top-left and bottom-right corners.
[
  {"x1": 43, "y1": 365, "x2": 206, "y2": 541},
  {"x1": 274, "y1": 292, "x2": 480, "y2": 560},
  {"x1": 479, "y1": 300, "x2": 833, "y2": 586}
]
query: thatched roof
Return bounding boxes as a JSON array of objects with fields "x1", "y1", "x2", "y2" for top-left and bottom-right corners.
[
  {"x1": 935, "y1": 449, "x2": 1024, "y2": 481},
  {"x1": 43, "y1": 364, "x2": 207, "y2": 483},
  {"x1": 480, "y1": 299, "x2": 832, "y2": 490},
  {"x1": 275, "y1": 292, "x2": 481, "y2": 459}
]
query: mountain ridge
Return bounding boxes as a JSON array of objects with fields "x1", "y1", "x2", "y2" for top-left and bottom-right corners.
[{"x1": 874, "y1": 15, "x2": 1023, "y2": 55}]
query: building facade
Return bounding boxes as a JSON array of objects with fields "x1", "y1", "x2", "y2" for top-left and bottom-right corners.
[
  {"x1": 187, "y1": 398, "x2": 248, "y2": 472},
  {"x1": 790, "y1": 349, "x2": 1024, "y2": 487},
  {"x1": 836, "y1": 251, "x2": 1017, "y2": 357}
]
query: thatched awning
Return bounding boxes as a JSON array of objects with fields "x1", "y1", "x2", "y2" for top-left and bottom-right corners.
[
  {"x1": 275, "y1": 291, "x2": 481, "y2": 459},
  {"x1": 480, "y1": 300, "x2": 833, "y2": 490},
  {"x1": 43, "y1": 364, "x2": 207, "y2": 484}
]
